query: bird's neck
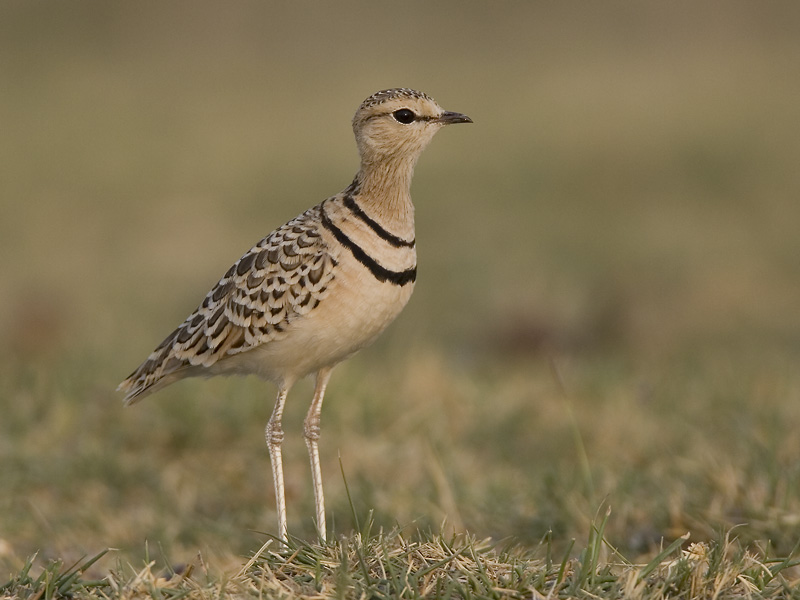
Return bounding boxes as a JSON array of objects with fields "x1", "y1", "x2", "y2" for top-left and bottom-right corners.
[{"x1": 353, "y1": 156, "x2": 417, "y2": 237}]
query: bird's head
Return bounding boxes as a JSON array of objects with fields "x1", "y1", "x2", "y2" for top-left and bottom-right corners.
[{"x1": 353, "y1": 88, "x2": 472, "y2": 166}]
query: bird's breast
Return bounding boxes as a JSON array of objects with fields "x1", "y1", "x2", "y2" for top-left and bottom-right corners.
[{"x1": 235, "y1": 259, "x2": 415, "y2": 386}]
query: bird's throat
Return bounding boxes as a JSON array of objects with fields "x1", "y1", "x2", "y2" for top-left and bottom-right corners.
[{"x1": 355, "y1": 158, "x2": 417, "y2": 238}]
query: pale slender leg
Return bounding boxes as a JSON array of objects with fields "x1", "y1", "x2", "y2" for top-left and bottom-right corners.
[
  {"x1": 265, "y1": 387, "x2": 289, "y2": 542},
  {"x1": 304, "y1": 367, "x2": 333, "y2": 543}
]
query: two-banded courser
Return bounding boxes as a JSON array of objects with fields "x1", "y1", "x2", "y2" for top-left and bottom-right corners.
[{"x1": 118, "y1": 88, "x2": 472, "y2": 542}]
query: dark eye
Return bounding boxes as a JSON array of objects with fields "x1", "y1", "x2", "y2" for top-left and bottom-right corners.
[{"x1": 392, "y1": 109, "x2": 416, "y2": 124}]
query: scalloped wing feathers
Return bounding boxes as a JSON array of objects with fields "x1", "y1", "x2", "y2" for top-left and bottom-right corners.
[{"x1": 118, "y1": 205, "x2": 337, "y2": 404}]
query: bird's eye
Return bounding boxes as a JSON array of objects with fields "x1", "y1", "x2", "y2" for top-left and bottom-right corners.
[{"x1": 392, "y1": 109, "x2": 416, "y2": 124}]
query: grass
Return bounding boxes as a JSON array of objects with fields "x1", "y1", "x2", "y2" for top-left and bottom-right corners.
[
  {"x1": 3, "y1": 1, "x2": 800, "y2": 598},
  {"x1": 4, "y1": 349, "x2": 800, "y2": 598},
  {"x1": 4, "y1": 525, "x2": 799, "y2": 599}
]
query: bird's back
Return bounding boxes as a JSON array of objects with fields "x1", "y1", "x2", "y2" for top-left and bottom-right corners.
[
  {"x1": 118, "y1": 204, "x2": 338, "y2": 403},
  {"x1": 118, "y1": 183, "x2": 417, "y2": 404}
]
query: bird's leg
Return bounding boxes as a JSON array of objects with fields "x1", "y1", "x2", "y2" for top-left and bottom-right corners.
[
  {"x1": 304, "y1": 367, "x2": 333, "y2": 543},
  {"x1": 265, "y1": 387, "x2": 289, "y2": 542}
]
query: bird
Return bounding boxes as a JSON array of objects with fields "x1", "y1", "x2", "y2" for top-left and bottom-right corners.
[{"x1": 118, "y1": 88, "x2": 472, "y2": 543}]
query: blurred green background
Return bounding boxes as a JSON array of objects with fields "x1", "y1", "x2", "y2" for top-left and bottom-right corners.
[{"x1": 2, "y1": 0, "x2": 800, "y2": 570}]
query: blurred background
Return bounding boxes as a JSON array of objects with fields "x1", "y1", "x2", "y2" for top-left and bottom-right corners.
[{"x1": 2, "y1": 0, "x2": 800, "y2": 570}]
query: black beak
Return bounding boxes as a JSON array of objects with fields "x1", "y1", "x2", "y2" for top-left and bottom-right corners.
[{"x1": 437, "y1": 111, "x2": 473, "y2": 125}]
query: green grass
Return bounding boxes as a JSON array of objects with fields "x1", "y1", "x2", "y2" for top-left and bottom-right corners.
[{"x1": 3, "y1": 1, "x2": 800, "y2": 598}]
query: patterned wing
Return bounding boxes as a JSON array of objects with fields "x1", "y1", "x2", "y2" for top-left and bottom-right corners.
[{"x1": 118, "y1": 206, "x2": 337, "y2": 403}]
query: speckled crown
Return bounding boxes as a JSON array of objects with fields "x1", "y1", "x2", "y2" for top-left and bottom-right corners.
[{"x1": 359, "y1": 88, "x2": 434, "y2": 110}]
